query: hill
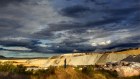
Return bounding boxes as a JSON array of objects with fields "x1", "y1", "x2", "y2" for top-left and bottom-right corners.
[
  {"x1": 0, "y1": 55, "x2": 6, "y2": 58},
  {"x1": 0, "y1": 48, "x2": 140, "y2": 67},
  {"x1": 115, "y1": 48, "x2": 140, "y2": 55}
]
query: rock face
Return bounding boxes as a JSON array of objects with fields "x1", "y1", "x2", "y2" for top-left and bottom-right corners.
[
  {"x1": 0, "y1": 49, "x2": 140, "y2": 77},
  {"x1": 0, "y1": 49, "x2": 140, "y2": 68},
  {"x1": 116, "y1": 66, "x2": 140, "y2": 77},
  {"x1": 40, "y1": 53, "x2": 130, "y2": 67},
  {"x1": 96, "y1": 53, "x2": 129, "y2": 64},
  {"x1": 122, "y1": 55, "x2": 140, "y2": 63},
  {"x1": 0, "y1": 53, "x2": 137, "y2": 67}
]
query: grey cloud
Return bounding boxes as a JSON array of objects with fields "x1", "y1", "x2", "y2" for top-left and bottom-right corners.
[
  {"x1": 105, "y1": 43, "x2": 140, "y2": 50},
  {"x1": 0, "y1": 18, "x2": 21, "y2": 37},
  {"x1": 86, "y1": 17, "x2": 124, "y2": 27},
  {"x1": 104, "y1": 7, "x2": 140, "y2": 19},
  {"x1": 0, "y1": 0, "x2": 139, "y2": 54},
  {"x1": 0, "y1": 39, "x2": 39, "y2": 47},
  {"x1": 36, "y1": 16, "x2": 124, "y2": 35},
  {"x1": 0, "y1": 0, "x2": 27, "y2": 7},
  {"x1": 60, "y1": 5, "x2": 90, "y2": 17}
]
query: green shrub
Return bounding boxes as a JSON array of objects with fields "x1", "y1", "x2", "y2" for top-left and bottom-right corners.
[
  {"x1": 0, "y1": 63, "x2": 140, "y2": 79},
  {"x1": 0, "y1": 62, "x2": 16, "y2": 72},
  {"x1": 103, "y1": 70, "x2": 118, "y2": 77},
  {"x1": 82, "y1": 65, "x2": 94, "y2": 75},
  {"x1": 14, "y1": 65, "x2": 27, "y2": 74},
  {"x1": 0, "y1": 62, "x2": 27, "y2": 74}
]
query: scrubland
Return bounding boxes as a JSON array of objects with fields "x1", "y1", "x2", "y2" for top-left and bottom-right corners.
[{"x1": 0, "y1": 62, "x2": 140, "y2": 79}]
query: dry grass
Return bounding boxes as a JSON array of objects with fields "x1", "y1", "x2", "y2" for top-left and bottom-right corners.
[
  {"x1": 116, "y1": 48, "x2": 140, "y2": 55},
  {"x1": 0, "y1": 65, "x2": 140, "y2": 79}
]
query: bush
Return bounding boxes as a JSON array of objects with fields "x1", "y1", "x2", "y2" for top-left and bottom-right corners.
[
  {"x1": 0, "y1": 63, "x2": 140, "y2": 79},
  {"x1": 100, "y1": 69, "x2": 118, "y2": 78},
  {"x1": 14, "y1": 65, "x2": 27, "y2": 74},
  {"x1": 81, "y1": 65, "x2": 94, "y2": 75},
  {"x1": 0, "y1": 62, "x2": 16, "y2": 72},
  {"x1": 0, "y1": 62, "x2": 27, "y2": 74}
]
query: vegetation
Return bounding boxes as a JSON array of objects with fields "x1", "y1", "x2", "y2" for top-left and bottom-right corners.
[
  {"x1": 34, "y1": 66, "x2": 55, "y2": 75},
  {"x1": 0, "y1": 62, "x2": 140, "y2": 79},
  {"x1": 0, "y1": 62, "x2": 27, "y2": 74}
]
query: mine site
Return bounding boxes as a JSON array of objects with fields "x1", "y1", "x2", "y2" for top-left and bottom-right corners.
[
  {"x1": 0, "y1": 48, "x2": 140, "y2": 79},
  {"x1": 0, "y1": 0, "x2": 139, "y2": 79}
]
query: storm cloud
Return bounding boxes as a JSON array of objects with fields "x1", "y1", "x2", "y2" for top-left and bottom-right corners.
[{"x1": 0, "y1": 0, "x2": 139, "y2": 57}]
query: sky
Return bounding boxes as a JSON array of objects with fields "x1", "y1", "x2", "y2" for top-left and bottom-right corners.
[{"x1": 0, "y1": 0, "x2": 140, "y2": 57}]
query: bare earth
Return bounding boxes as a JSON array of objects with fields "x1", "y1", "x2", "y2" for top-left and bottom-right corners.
[{"x1": 0, "y1": 48, "x2": 140, "y2": 68}]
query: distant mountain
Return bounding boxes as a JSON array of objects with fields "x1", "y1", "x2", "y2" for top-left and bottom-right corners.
[{"x1": 0, "y1": 55, "x2": 6, "y2": 58}]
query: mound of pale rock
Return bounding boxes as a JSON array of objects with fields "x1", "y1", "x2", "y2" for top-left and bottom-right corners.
[
  {"x1": 122, "y1": 55, "x2": 140, "y2": 63},
  {"x1": 115, "y1": 64, "x2": 140, "y2": 77}
]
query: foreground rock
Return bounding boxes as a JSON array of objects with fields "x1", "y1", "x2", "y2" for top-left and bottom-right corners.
[
  {"x1": 95, "y1": 61, "x2": 140, "y2": 77},
  {"x1": 116, "y1": 65, "x2": 140, "y2": 77}
]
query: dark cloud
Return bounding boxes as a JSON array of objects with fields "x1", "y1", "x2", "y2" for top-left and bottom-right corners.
[
  {"x1": 0, "y1": 39, "x2": 37, "y2": 47},
  {"x1": 37, "y1": 16, "x2": 124, "y2": 34},
  {"x1": 0, "y1": 39, "x2": 43, "y2": 52},
  {"x1": 0, "y1": 0, "x2": 27, "y2": 7},
  {"x1": 86, "y1": 17, "x2": 124, "y2": 26},
  {"x1": 106, "y1": 7, "x2": 140, "y2": 16},
  {"x1": 60, "y1": 5, "x2": 90, "y2": 17},
  {"x1": 67, "y1": 28, "x2": 87, "y2": 34},
  {"x1": 84, "y1": 0, "x2": 95, "y2": 2},
  {"x1": 105, "y1": 43, "x2": 140, "y2": 51},
  {"x1": 47, "y1": 22, "x2": 84, "y2": 31},
  {"x1": 0, "y1": 18, "x2": 21, "y2": 37},
  {"x1": 0, "y1": 0, "x2": 139, "y2": 56},
  {"x1": 0, "y1": 19, "x2": 19, "y2": 29}
]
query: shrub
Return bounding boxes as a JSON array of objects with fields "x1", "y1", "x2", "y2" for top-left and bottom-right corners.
[
  {"x1": 14, "y1": 65, "x2": 27, "y2": 74},
  {"x1": 0, "y1": 62, "x2": 16, "y2": 72},
  {"x1": 81, "y1": 65, "x2": 94, "y2": 75},
  {"x1": 0, "y1": 62, "x2": 27, "y2": 74},
  {"x1": 98, "y1": 69, "x2": 118, "y2": 79}
]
